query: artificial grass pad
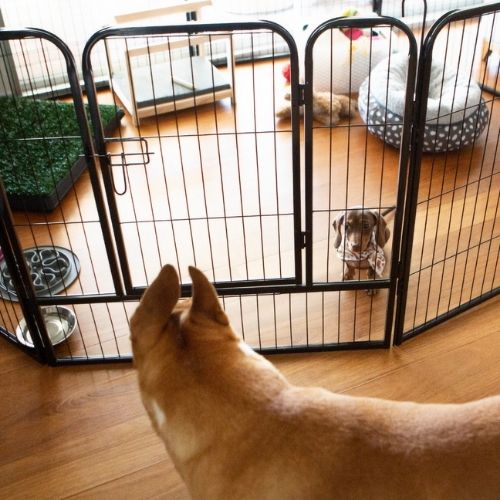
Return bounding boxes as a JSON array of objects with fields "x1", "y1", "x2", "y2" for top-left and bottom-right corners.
[{"x1": 0, "y1": 96, "x2": 120, "y2": 198}]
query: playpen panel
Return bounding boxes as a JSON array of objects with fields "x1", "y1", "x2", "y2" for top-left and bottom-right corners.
[
  {"x1": 0, "y1": 28, "x2": 129, "y2": 363},
  {"x1": 84, "y1": 25, "x2": 301, "y2": 293},
  {"x1": 306, "y1": 19, "x2": 415, "y2": 286},
  {"x1": 304, "y1": 16, "x2": 417, "y2": 348},
  {"x1": 0, "y1": 35, "x2": 121, "y2": 300},
  {"x1": 399, "y1": 6, "x2": 500, "y2": 341},
  {"x1": 52, "y1": 287, "x2": 388, "y2": 363}
]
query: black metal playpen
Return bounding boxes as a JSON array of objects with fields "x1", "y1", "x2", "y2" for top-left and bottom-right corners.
[{"x1": 0, "y1": 1, "x2": 498, "y2": 365}]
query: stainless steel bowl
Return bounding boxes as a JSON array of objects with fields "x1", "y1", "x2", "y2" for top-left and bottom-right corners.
[{"x1": 16, "y1": 305, "x2": 77, "y2": 348}]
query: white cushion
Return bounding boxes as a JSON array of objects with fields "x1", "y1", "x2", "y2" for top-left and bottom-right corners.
[{"x1": 368, "y1": 52, "x2": 483, "y2": 125}]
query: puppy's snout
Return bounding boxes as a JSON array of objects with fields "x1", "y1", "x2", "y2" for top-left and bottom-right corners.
[{"x1": 351, "y1": 243, "x2": 362, "y2": 252}]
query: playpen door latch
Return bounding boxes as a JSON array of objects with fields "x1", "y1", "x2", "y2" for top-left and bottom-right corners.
[
  {"x1": 104, "y1": 137, "x2": 152, "y2": 167},
  {"x1": 102, "y1": 137, "x2": 153, "y2": 195}
]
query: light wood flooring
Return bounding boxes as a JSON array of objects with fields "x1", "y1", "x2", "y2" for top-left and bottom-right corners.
[{"x1": 0, "y1": 295, "x2": 499, "y2": 499}]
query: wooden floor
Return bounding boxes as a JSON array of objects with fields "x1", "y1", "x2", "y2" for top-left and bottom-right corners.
[{"x1": 0, "y1": 295, "x2": 499, "y2": 499}]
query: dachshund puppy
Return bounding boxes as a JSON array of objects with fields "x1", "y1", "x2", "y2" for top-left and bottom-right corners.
[{"x1": 333, "y1": 208, "x2": 394, "y2": 289}]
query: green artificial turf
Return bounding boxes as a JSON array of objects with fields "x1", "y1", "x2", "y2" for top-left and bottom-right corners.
[{"x1": 0, "y1": 96, "x2": 119, "y2": 197}]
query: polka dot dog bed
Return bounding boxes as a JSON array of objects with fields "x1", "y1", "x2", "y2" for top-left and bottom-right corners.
[{"x1": 358, "y1": 53, "x2": 489, "y2": 152}]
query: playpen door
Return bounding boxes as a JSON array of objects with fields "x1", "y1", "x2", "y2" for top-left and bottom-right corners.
[
  {"x1": 302, "y1": 16, "x2": 417, "y2": 345},
  {"x1": 83, "y1": 22, "x2": 303, "y2": 296}
]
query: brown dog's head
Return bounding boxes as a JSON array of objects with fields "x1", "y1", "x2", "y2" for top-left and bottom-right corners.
[
  {"x1": 130, "y1": 265, "x2": 235, "y2": 393},
  {"x1": 333, "y1": 209, "x2": 390, "y2": 253},
  {"x1": 129, "y1": 265, "x2": 286, "y2": 469}
]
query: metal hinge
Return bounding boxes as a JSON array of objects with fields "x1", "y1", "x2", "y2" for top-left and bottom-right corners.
[
  {"x1": 395, "y1": 260, "x2": 406, "y2": 296},
  {"x1": 300, "y1": 231, "x2": 309, "y2": 249},
  {"x1": 298, "y1": 84, "x2": 306, "y2": 106}
]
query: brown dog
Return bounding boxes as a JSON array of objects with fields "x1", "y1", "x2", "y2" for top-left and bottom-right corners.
[
  {"x1": 130, "y1": 265, "x2": 500, "y2": 500},
  {"x1": 333, "y1": 208, "x2": 393, "y2": 285}
]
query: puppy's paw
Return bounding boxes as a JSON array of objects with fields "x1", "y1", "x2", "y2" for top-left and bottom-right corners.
[{"x1": 366, "y1": 288, "x2": 378, "y2": 296}]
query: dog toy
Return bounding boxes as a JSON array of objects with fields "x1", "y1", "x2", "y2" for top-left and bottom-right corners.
[
  {"x1": 276, "y1": 90, "x2": 357, "y2": 126},
  {"x1": 340, "y1": 8, "x2": 364, "y2": 40},
  {"x1": 282, "y1": 63, "x2": 291, "y2": 84}
]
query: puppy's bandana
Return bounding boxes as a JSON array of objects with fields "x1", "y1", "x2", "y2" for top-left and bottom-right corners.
[{"x1": 337, "y1": 233, "x2": 386, "y2": 277}]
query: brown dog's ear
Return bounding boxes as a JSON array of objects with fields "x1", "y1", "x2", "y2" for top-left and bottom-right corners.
[
  {"x1": 371, "y1": 211, "x2": 390, "y2": 247},
  {"x1": 130, "y1": 265, "x2": 180, "y2": 346},
  {"x1": 188, "y1": 266, "x2": 229, "y2": 325},
  {"x1": 136, "y1": 265, "x2": 180, "y2": 324},
  {"x1": 332, "y1": 213, "x2": 344, "y2": 249}
]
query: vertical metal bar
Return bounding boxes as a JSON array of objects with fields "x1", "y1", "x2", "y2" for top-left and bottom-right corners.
[
  {"x1": 394, "y1": 34, "x2": 434, "y2": 344},
  {"x1": 231, "y1": 34, "x2": 250, "y2": 281},
  {"x1": 271, "y1": 32, "x2": 283, "y2": 279},
  {"x1": 477, "y1": 130, "x2": 500, "y2": 297},
  {"x1": 287, "y1": 29, "x2": 302, "y2": 285},
  {"x1": 304, "y1": 23, "x2": 315, "y2": 287},
  {"x1": 206, "y1": 33, "x2": 233, "y2": 281},
  {"x1": 444, "y1": 19, "x2": 483, "y2": 312},
  {"x1": 457, "y1": 16, "x2": 498, "y2": 305},
  {"x1": 256, "y1": 295, "x2": 262, "y2": 350},
  {"x1": 272, "y1": 294, "x2": 278, "y2": 348},
  {"x1": 249, "y1": 32, "x2": 266, "y2": 280},
  {"x1": 325, "y1": 28, "x2": 335, "y2": 285},
  {"x1": 185, "y1": 33, "x2": 217, "y2": 279}
]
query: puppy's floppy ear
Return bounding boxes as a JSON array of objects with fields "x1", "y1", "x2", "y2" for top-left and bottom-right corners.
[
  {"x1": 188, "y1": 266, "x2": 229, "y2": 325},
  {"x1": 371, "y1": 211, "x2": 390, "y2": 247},
  {"x1": 332, "y1": 213, "x2": 345, "y2": 249}
]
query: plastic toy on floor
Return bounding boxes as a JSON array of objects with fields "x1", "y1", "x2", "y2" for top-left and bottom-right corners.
[{"x1": 275, "y1": 89, "x2": 357, "y2": 126}]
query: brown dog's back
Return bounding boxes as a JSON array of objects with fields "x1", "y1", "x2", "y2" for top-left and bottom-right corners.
[{"x1": 130, "y1": 265, "x2": 500, "y2": 500}]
